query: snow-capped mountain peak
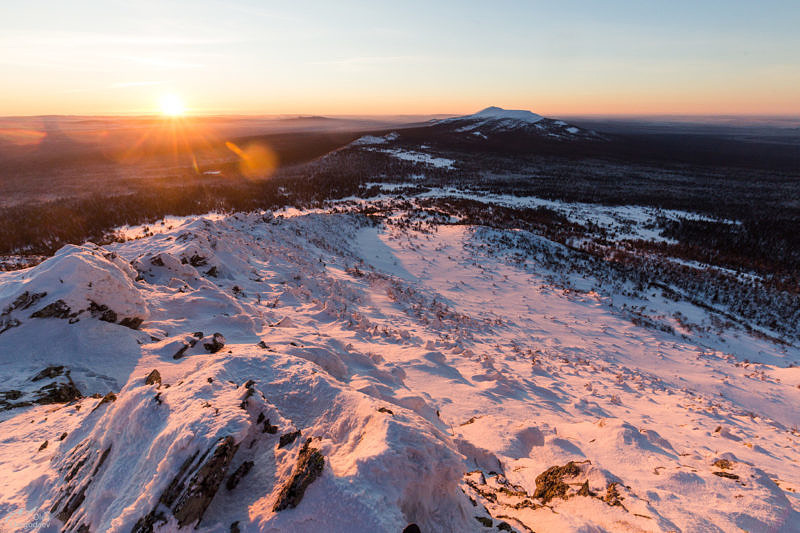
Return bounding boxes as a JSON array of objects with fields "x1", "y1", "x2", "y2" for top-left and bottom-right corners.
[
  {"x1": 468, "y1": 106, "x2": 544, "y2": 124},
  {"x1": 434, "y1": 105, "x2": 602, "y2": 142}
]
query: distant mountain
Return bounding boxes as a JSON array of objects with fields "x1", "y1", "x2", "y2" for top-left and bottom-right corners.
[
  {"x1": 435, "y1": 106, "x2": 603, "y2": 141},
  {"x1": 442, "y1": 106, "x2": 544, "y2": 124},
  {"x1": 368, "y1": 106, "x2": 607, "y2": 156}
]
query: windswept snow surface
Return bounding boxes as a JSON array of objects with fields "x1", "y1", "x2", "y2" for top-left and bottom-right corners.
[{"x1": 1, "y1": 209, "x2": 799, "y2": 532}]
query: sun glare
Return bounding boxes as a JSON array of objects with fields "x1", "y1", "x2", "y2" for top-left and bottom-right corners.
[{"x1": 159, "y1": 94, "x2": 185, "y2": 117}]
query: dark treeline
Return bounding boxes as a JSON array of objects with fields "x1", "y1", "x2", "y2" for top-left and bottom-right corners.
[
  {"x1": 3, "y1": 132, "x2": 800, "y2": 299},
  {"x1": 456, "y1": 155, "x2": 800, "y2": 286},
  {"x1": 655, "y1": 217, "x2": 800, "y2": 292},
  {"x1": 0, "y1": 150, "x2": 379, "y2": 256},
  {"x1": 396, "y1": 122, "x2": 800, "y2": 172}
]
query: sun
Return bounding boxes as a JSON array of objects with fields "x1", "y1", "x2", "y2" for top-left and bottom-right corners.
[{"x1": 159, "y1": 94, "x2": 185, "y2": 117}]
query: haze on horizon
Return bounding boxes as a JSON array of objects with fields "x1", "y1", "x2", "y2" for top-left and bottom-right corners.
[{"x1": 1, "y1": 0, "x2": 799, "y2": 117}]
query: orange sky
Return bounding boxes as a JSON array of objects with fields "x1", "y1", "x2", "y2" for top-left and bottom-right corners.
[{"x1": 2, "y1": 1, "x2": 799, "y2": 117}]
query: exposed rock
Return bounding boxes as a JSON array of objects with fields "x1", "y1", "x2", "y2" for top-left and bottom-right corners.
[
  {"x1": 475, "y1": 516, "x2": 493, "y2": 527},
  {"x1": 132, "y1": 447, "x2": 203, "y2": 530},
  {"x1": 1, "y1": 389, "x2": 22, "y2": 400},
  {"x1": 171, "y1": 437, "x2": 238, "y2": 527},
  {"x1": 39, "y1": 440, "x2": 48, "y2": 451},
  {"x1": 256, "y1": 412, "x2": 278, "y2": 433},
  {"x1": 403, "y1": 525, "x2": 422, "y2": 533},
  {"x1": 35, "y1": 381, "x2": 82, "y2": 405},
  {"x1": 603, "y1": 482, "x2": 624, "y2": 507},
  {"x1": 120, "y1": 316, "x2": 144, "y2": 330},
  {"x1": 205, "y1": 266, "x2": 219, "y2": 277},
  {"x1": 712, "y1": 458, "x2": 732, "y2": 470},
  {"x1": 273, "y1": 438, "x2": 325, "y2": 511},
  {"x1": 533, "y1": 461, "x2": 581, "y2": 503},
  {"x1": 0, "y1": 316, "x2": 21, "y2": 335},
  {"x1": 92, "y1": 446, "x2": 112, "y2": 476},
  {"x1": 226, "y1": 460, "x2": 254, "y2": 491},
  {"x1": 262, "y1": 418, "x2": 278, "y2": 434},
  {"x1": 377, "y1": 406, "x2": 394, "y2": 415},
  {"x1": 90, "y1": 392, "x2": 116, "y2": 413},
  {"x1": 89, "y1": 301, "x2": 117, "y2": 323},
  {"x1": 173, "y1": 343, "x2": 190, "y2": 360},
  {"x1": 230, "y1": 521, "x2": 241, "y2": 533},
  {"x1": 188, "y1": 254, "x2": 208, "y2": 267},
  {"x1": 278, "y1": 430, "x2": 301, "y2": 449},
  {"x1": 51, "y1": 441, "x2": 112, "y2": 530},
  {"x1": 131, "y1": 510, "x2": 167, "y2": 533},
  {"x1": 204, "y1": 333, "x2": 225, "y2": 354},
  {"x1": 0, "y1": 291, "x2": 47, "y2": 334},
  {"x1": 5, "y1": 290, "x2": 47, "y2": 313},
  {"x1": 57, "y1": 483, "x2": 88, "y2": 523},
  {"x1": 239, "y1": 380, "x2": 256, "y2": 409},
  {"x1": 159, "y1": 450, "x2": 201, "y2": 507},
  {"x1": 30, "y1": 299, "x2": 72, "y2": 319},
  {"x1": 712, "y1": 471, "x2": 740, "y2": 480},
  {"x1": 577, "y1": 480, "x2": 595, "y2": 497},
  {"x1": 145, "y1": 369, "x2": 162, "y2": 386},
  {"x1": 32, "y1": 365, "x2": 65, "y2": 381}
]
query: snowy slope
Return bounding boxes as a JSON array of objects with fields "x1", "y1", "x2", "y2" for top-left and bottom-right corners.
[{"x1": 1, "y1": 207, "x2": 799, "y2": 532}]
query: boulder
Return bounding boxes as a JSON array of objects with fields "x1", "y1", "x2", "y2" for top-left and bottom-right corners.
[
  {"x1": 145, "y1": 370, "x2": 162, "y2": 386},
  {"x1": 204, "y1": 333, "x2": 225, "y2": 354}
]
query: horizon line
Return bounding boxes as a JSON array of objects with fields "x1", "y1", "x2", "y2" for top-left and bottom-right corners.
[{"x1": 2, "y1": 111, "x2": 800, "y2": 121}]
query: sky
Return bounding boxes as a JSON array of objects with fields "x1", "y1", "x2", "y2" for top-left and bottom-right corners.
[{"x1": 1, "y1": 0, "x2": 798, "y2": 116}]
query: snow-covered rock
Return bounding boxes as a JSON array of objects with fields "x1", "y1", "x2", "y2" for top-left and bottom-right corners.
[
  {"x1": 0, "y1": 244, "x2": 148, "y2": 326},
  {"x1": 1, "y1": 208, "x2": 799, "y2": 532}
]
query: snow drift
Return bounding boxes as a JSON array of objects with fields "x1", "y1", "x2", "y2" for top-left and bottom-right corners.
[{"x1": 2, "y1": 208, "x2": 799, "y2": 532}]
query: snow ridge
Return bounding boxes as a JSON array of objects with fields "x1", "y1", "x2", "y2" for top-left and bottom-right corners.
[{"x1": 1, "y1": 207, "x2": 799, "y2": 532}]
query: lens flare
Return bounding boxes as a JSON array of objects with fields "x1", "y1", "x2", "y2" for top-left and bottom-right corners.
[{"x1": 225, "y1": 141, "x2": 277, "y2": 178}]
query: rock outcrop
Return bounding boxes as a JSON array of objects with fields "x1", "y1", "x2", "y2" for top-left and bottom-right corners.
[{"x1": 273, "y1": 438, "x2": 325, "y2": 512}]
